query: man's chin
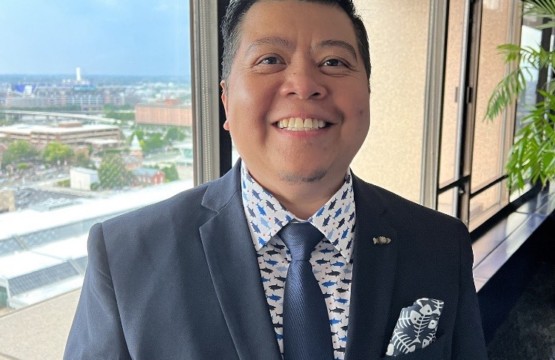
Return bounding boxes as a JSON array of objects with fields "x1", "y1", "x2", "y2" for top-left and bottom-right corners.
[{"x1": 278, "y1": 169, "x2": 327, "y2": 184}]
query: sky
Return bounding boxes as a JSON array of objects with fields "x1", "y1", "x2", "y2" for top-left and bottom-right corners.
[{"x1": 0, "y1": 0, "x2": 191, "y2": 77}]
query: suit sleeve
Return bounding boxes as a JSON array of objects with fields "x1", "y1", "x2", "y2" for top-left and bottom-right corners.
[
  {"x1": 452, "y1": 222, "x2": 488, "y2": 359},
  {"x1": 64, "y1": 223, "x2": 131, "y2": 360}
]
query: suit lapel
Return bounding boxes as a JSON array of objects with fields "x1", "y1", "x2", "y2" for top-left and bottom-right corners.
[
  {"x1": 199, "y1": 163, "x2": 281, "y2": 360},
  {"x1": 346, "y1": 176, "x2": 399, "y2": 359}
]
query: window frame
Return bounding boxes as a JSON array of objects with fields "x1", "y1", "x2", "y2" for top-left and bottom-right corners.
[{"x1": 431, "y1": 0, "x2": 539, "y2": 231}]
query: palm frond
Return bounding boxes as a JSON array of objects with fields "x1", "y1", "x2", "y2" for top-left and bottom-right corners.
[
  {"x1": 506, "y1": 96, "x2": 555, "y2": 191},
  {"x1": 484, "y1": 43, "x2": 550, "y2": 120},
  {"x1": 523, "y1": 0, "x2": 555, "y2": 19},
  {"x1": 485, "y1": 68, "x2": 527, "y2": 120}
]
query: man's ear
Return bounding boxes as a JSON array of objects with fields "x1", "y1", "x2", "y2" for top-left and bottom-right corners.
[
  {"x1": 220, "y1": 80, "x2": 228, "y2": 112},
  {"x1": 220, "y1": 80, "x2": 230, "y2": 131}
]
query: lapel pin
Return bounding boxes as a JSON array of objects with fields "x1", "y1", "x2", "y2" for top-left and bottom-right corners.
[{"x1": 373, "y1": 236, "x2": 392, "y2": 245}]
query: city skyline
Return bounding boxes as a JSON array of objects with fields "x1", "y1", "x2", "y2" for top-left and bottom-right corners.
[{"x1": 0, "y1": 0, "x2": 191, "y2": 77}]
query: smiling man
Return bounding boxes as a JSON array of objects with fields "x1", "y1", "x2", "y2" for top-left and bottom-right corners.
[
  {"x1": 220, "y1": 0, "x2": 370, "y2": 220},
  {"x1": 65, "y1": 1, "x2": 488, "y2": 359}
]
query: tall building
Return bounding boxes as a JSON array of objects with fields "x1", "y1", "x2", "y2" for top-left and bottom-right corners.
[{"x1": 76, "y1": 67, "x2": 82, "y2": 83}]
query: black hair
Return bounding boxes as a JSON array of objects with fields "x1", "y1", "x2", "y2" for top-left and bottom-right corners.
[{"x1": 220, "y1": 0, "x2": 371, "y2": 82}]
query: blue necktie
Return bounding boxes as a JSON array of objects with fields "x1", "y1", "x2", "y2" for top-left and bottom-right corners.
[{"x1": 279, "y1": 222, "x2": 334, "y2": 360}]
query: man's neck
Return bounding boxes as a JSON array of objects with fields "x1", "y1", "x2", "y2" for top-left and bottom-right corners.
[{"x1": 255, "y1": 174, "x2": 345, "y2": 220}]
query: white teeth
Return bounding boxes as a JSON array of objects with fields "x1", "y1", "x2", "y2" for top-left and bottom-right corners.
[{"x1": 276, "y1": 117, "x2": 327, "y2": 131}]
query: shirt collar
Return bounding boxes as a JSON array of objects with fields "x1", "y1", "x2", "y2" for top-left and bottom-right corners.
[{"x1": 240, "y1": 162, "x2": 356, "y2": 262}]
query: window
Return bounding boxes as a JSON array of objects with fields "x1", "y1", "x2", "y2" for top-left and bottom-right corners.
[
  {"x1": 467, "y1": 0, "x2": 518, "y2": 229},
  {"x1": 351, "y1": 0, "x2": 431, "y2": 203},
  {"x1": 0, "y1": 0, "x2": 192, "y2": 357},
  {"x1": 437, "y1": 0, "x2": 525, "y2": 230},
  {"x1": 438, "y1": 0, "x2": 469, "y2": 217},
  {"x1": 351, "y1": 0, "x2": 532, "y2": 230}
]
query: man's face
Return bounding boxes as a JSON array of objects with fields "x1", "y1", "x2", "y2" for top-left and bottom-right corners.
[{"x1": 221, "y1": 0, "x2": 370, "y2": 195}]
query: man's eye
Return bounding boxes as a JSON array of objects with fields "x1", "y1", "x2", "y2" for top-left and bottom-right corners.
[
  {"x1": 322, "y1": 58, "x2": 346, "y2": 67},
  {"x1": 259, "y1": 56, "x2": 281, "y2": 65}
]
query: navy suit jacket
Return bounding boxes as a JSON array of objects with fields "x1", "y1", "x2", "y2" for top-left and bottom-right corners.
[{"x1": 65, "y1": 163, "x2": 487, "y2": 359}]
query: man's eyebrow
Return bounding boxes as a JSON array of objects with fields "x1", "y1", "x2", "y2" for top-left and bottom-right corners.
[
  {"x1": 317, "y1": 40, "x2": 358, "y2": 60},
  {"x1": 245, "y1": 37, "x2": 358, "y2": 60},
  {"x1": 246, "y1": 37, "x2": 293, "y2": 53}
]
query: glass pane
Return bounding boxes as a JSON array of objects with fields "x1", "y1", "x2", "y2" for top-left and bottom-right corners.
[
  {"x1": 469, "y1": 180, "x2": 508, "y2": 231},
  {"x1": 438, "y1": 187, "x2": 458, "y2": 218},
  {"x1": 439, "y1": 0, "x2": 466, "y2": 187},
  {"x1": 0, "y1": 1, "x2": 191, "y2": 357},
  {"x1": 471, "y1": 0, "x2": 513, "y2": 192},
  {"x1": 515, "y1": 14, "x2": 543, "y2": 126},
  {"x1": 351, "y1": 0, "x2": 430, "y2": 203}
]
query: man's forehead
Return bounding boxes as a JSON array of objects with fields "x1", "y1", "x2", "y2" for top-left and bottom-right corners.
[
  {"x1": 238, "y1": 0, "x2": 357, "y2": 45},
  {"x1": 242, "y1": 0, "x2": 345, "y2": 17}
]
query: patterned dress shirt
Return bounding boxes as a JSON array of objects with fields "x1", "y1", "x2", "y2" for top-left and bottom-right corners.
[{"x1": 240, "y1": 163, "x2": 356, "y2": 360}]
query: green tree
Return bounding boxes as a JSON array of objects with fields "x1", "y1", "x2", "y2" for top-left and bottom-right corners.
[
  {"x1": 127, "y1": 130, "x2": 141, "y2": 150},
  {"x1": 17, "y1": 163, "x2": 31, "y2": 170},
  {"x1": 98, "y1": 154, "x2": 134, "y2": 189},
  {"x1": 1, "y1": 140, "x2": 39, "y2": 168},
  {"x1": 43, "y1": 141, "x2": 74, "y2": 164},
  {"x1": 142, "y1": 133, "x2": 165, "y2": 153},
  {"x1": 74, "y1": 152, "x2": 95, "y2": 169},
  {"x1": 105, "y1": 110, "x2": 135, "y2": 121},
  {"x1": 131, "y1": 129, "x2": 145, "y2": 142},
  {"x1": 164, "y1": 127, "x2": 186, "y2": 142},
  {"x1": 162, "y1": 164, "x2": 179, "y2": 182},
  {"x1": 104, "y1": 104, "x2": 133, "y2": 112},
  {"x1": 57, "y1": 179, "x2": 70, "y2": 187}
]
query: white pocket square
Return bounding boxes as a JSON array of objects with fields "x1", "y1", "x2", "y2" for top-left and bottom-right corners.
[{"x1": 385, "y1": 297, "x2": 444, "y2": 357}]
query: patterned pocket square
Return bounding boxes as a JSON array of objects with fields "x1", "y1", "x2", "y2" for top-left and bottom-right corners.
[{"x1": 385, "y1": 297, "x2": 444, "y2": 357}]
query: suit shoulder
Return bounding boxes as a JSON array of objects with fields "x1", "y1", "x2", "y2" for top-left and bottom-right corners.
[{"x1": 102, "y1": 182, "x2": 211, "y2": 231}]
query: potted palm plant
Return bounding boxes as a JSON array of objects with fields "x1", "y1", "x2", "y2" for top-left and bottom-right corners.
[{"x1": 486, "y1": 0, "x2": 555, "y2": 192}]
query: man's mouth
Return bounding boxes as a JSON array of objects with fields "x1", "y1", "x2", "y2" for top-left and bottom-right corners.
[{"x1": 275, "y1": 117, "x2": 328, "y2": 131}]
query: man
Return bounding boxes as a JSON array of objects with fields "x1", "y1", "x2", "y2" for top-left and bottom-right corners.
[{"x1": 65, "y1": 0, "x2": 488, "y2": 359}]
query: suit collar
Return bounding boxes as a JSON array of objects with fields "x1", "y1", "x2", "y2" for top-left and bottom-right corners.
[
  {"x1": 200, "y1": 161, "x2": 282, "y2": 360},
  {"x1": 201, "y1": 160, "x2": 242, "y2": 213},
  {"x1": 346, "y1": 175, "x2": 399, "y2": 359}
]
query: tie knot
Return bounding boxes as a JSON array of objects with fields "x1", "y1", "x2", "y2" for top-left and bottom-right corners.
[{"x1": 279, "y1": 222, "x2": 323, "y2": 261}]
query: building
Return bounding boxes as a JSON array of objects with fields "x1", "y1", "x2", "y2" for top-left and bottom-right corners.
[
  {"x1": 133, "y1": 167, "x2": 165, "y2": 185},
  {"x1": 135, "y1": 100, "x2": 193, "y2": 127},
  {"x1": 0, "y1": 245, "x2": 86, "y2": 309},
  {"x1": 70, "y1": 167, "x2": 99, "y2": 191},
  {"x1": 129, "y1": 135, "x2": 143, "y2": 160},
  {"x1": 2, "y1": 85, "x2": 126, "y2": 111},
  {"x1": 0, "y1": 190, "x2": 16, "y2": 213},
  {"x1": 0, "y1": 123, "x2": 121, "y2": 148}
]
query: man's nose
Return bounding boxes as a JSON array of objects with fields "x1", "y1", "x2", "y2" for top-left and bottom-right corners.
[{"x1": 279, "y1": 64, "x2": 327, "y2": 100}]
